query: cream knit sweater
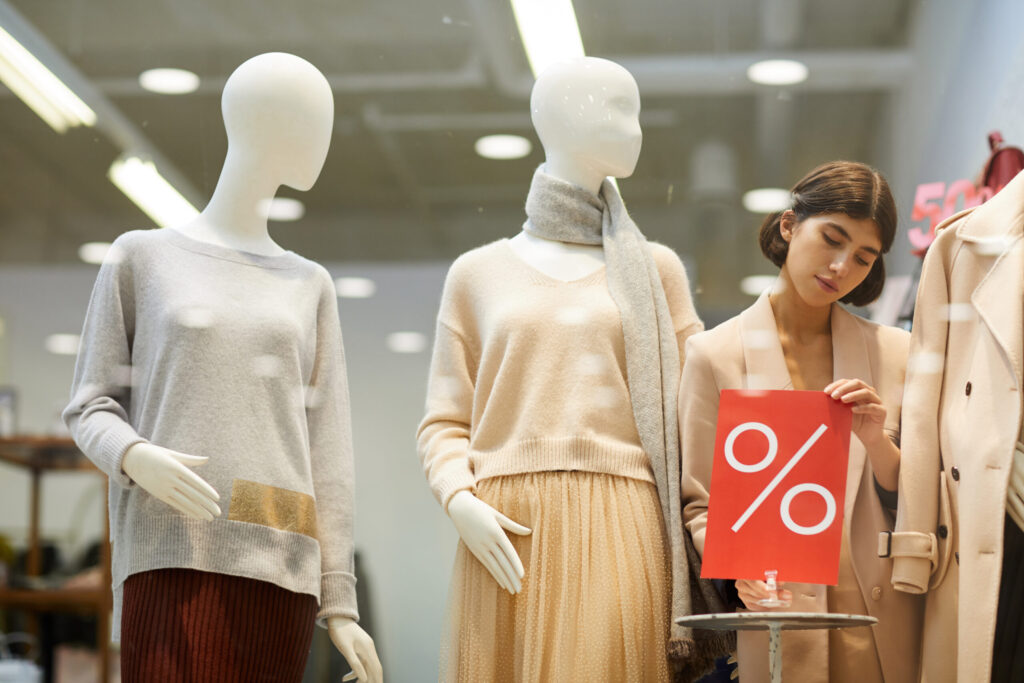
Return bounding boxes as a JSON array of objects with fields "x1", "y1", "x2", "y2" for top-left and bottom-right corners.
[{"x1": 417, "y1": 238, "x2": 702, "y2": 509}]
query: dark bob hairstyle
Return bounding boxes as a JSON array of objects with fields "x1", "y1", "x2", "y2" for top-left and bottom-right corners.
[{"x1": 758, "y1": 160, "x2": 897, "y2": 307}]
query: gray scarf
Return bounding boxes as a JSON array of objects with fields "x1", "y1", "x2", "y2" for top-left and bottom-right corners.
[{"x1": 524, "y1": 165, "x2": 732, "y2": 680}]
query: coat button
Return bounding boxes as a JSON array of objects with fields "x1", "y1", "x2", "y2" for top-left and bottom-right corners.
[
  {"x1": 871, "y1": 586, "x2": 882, "y2": 601},
  {"x1": 951, "y1": 466, "x2": 960, "y2": 481},
  {"x1": 966, "y1": 382, "x2": 972, "y2": 396},
  {"x1": 938, "y1": 525, "x2": 948, "y2": 539}
]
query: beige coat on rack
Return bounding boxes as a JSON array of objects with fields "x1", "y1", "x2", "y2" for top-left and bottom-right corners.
[
  {"x1": 889, "y1": 169, "x2": 1024, "y2": 682},
  {"x1": 680, "y1": 292, "x2": 924, "y2": 683}
]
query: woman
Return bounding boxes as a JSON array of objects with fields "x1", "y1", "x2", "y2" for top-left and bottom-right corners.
[{"x1": 680, "y1": 161, "x2": 924, "y2": 683}]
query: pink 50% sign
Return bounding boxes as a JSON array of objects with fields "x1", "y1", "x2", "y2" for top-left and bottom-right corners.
[{"x1": 700, "y1": 390, "x2": 852, "y2": 585}]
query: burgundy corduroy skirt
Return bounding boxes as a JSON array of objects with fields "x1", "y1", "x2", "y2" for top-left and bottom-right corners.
[{"x1": 121, "y1": 568, "x2": 318, "y2": 682}]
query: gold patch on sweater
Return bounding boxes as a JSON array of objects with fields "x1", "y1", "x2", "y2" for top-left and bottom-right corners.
[{"x1": 228, "y1": 479, "x2": 318, "y2": 539}]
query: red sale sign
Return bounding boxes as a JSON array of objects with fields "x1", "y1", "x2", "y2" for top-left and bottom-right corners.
[{"x1": 700, "y1": 390, "x2": 853, "y2": 585}]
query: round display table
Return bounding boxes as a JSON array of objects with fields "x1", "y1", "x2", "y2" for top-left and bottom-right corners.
[{"x1": 676, "y1": 612, "x2": 877, "y2": 683}]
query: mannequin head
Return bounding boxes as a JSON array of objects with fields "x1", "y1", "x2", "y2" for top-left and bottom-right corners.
[
  {"x1": 530, "y1": 57, "x2": 641, "y2": 194},
  {"x1": 222, "y1": 53, "x2": 334, "y2": 192}
]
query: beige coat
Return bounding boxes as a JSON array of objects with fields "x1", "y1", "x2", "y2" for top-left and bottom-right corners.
[
  {"x1": 681, "y1": 292, "x2": 924, "y2": 683},
  {"x1": 889, "y1": 170, "x2": 1024, "y2": 682}
]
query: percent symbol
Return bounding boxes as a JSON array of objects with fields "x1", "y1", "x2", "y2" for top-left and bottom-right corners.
[{"x1": 726, "y1": 422, "x2": 836, "y2": 536}]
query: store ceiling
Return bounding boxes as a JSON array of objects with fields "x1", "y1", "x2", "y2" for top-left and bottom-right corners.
[{"x1": 0, "y1": 0, "x2": 913, "y2": 308}]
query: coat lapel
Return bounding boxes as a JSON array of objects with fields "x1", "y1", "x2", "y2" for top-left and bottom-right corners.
[
  {"x1": 831, "y1": 305, "x2": 873, "y2": 521},
  {"x1": 739, "y1": 291, "x2": 793, "y2": 391},
  {"x1": 972, "y1": 239, "x2": 1024, "y2": 392},
  {"x1": 957, "y1": 170, "x2": 1024, "y2": 392}
]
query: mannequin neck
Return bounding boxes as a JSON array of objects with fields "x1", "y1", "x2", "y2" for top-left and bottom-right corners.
[
  {"x1": 183, "y1": 148, "x2": 286, "y2": 256},
  {"x1": 543, "y1": 155, "x2": 607, "y2": 196}
]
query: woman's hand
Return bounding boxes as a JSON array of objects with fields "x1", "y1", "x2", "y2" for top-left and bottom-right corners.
[
  {"x1": 735, "y1": 579, "x2": 792, "y2": 610},
  {"x1": 447, "y1": 490, "x2": 531, "y2": 594},
  {"x1": 825, "y1": 378, "x2": 900, "y2": 491},
  {"x1": 825, "y1": 378, "x2": 887, "y2": 448}
]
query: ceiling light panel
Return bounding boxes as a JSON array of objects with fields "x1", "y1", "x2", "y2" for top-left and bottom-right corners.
[
  {"x1": 475, "y1": 134, "x2": 532, "y2": 160},
  {"x1": 139, "y1": 68, "x2": 200, "y2": 95},
  {"x1": 108, "y1": 156, "x2": 199, "y2": 228},
  {"x1": 510, "y1": 0, "x2": 585, "y2": 77},
  {"x1": 0, "y1": 25, "x2": 96, "y2": 132},
  {"x1": 747, "y1": 59, "x2": 809, "y2": 86},
  {"x1": 742, "y1": 188, "x2": 791, "y2": 213}
]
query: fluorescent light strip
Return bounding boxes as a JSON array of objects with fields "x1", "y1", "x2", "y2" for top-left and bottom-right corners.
[
  {"x1": 510, "y1": 0, "x2": 585, "y2": 77},
  {"x1": 108, "y1": 156, "x2": 199, "y2": 228},
  {"x1": 0, "y1": 25, "x2": 95, "y2": 132}
]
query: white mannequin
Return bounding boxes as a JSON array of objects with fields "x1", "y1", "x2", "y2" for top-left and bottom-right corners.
[
  {"x1": 449, "y1": 56, "x2": 644, "y2": 593},
  {"x1": 119, "y1": 53, "x2": 381, "y2": 683}
]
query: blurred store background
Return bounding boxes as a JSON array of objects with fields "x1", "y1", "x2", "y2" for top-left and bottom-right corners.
[{"x1": 0, "y1": 0, "x2": 1022, "y2": 680}]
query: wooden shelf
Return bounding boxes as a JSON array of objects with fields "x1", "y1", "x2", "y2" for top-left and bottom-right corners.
[
  {"x1": 0, "y1": 436, "x2": 112, "y2": 681},
  {"x1": 0, "y1": 587, "x2": 106, "y2": 611},
  {"x1": 0, "y1": 437, "x2": 95, "y2": 472}
]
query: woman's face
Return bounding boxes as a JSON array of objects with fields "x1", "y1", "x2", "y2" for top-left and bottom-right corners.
[{"x1": 780, "y1": 211, "x2": 883, "y2": 307}]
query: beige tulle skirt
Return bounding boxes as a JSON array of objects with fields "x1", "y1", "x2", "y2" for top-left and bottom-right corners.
[{"x1": 441, "y1": 471, "x2": 671, "y2": 682}]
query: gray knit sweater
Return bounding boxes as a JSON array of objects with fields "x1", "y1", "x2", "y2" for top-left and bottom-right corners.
[{"x1": 63, "y1": 227, "x2": 357, "y2": 634}]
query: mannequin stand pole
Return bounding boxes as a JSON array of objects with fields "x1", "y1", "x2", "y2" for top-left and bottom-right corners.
[{"x1": 768, "y1": 622, "x2": 782, "y2": 683}]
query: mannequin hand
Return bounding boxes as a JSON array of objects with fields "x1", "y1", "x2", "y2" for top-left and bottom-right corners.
[
  {"x1": 328, "y1": 617, "x2": 382, "y2": 683},
  {"x1": 825, "y1": 379, "x2": 887, "y2": 447},
  {"x1": 447, "y1": 490, "x2": 531, "y2": 594},
  {"x1": 121, "y1": 443, "x2": 220, "y2": 520},
  {"x1": 735, "y1": 579, "x2": 792, "y2": 610}
]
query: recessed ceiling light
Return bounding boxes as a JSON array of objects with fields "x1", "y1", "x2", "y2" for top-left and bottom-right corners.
[
  {"x1": 260, "y1": 197, "x2": 305, "y2": 222},
  {"x1": 475, "y1": 134, "x2": 532, "y2": 160},
  {"x1": 740, "y1": 275, "x2": 777, "y2": 296},
  {"x1": 335, "y1": 277, "x2": 377, "y2": 299},
  {"x1": 386, "y1": 332, "x2": 427, "y2": 354},
  {"x1": 742, "y1": 188, "x2": 791, "y2": 213},
  {"x1": 78, "y1": 242, "x2": 111, "y2": 265},
  {"x1": 45, "y1": 333, "x2": 80, "y2": 355},
  {"x1": 139, "y1": 68, "x2": 200, "y2": 95},
  {"x1": 746, "y1": 59, "x2": 809, "y2": 86}
]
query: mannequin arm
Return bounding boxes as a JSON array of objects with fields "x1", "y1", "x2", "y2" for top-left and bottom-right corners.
[
  {"x1": 327, "y1": 617, "x2": 382, "y2": 683},
  {"x1": 122, "y1": 442, "x2": 220, "y2": 520},
  {"x1": 447, "y1": 490, "x2": 531, "y2": 594},
  {"x1": 307, "y1": 271, "x2": 360, "y2": 623}
]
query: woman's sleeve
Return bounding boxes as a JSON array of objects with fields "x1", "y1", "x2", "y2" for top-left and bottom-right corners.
[{"x1": 679, "y1": 334, "x2": 721, "y2": 556}]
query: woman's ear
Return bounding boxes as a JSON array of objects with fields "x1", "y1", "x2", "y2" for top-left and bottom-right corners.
[{"x1": 779, "y1": 210, "x2": 797, "y2": 243}]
